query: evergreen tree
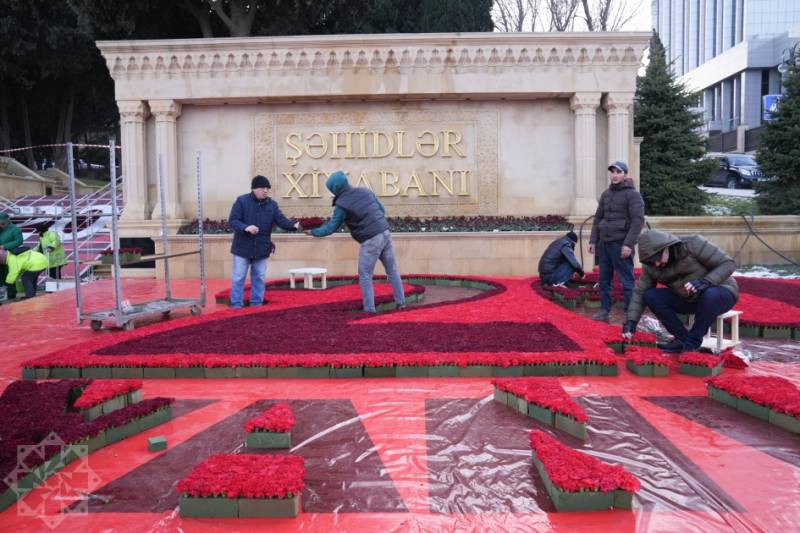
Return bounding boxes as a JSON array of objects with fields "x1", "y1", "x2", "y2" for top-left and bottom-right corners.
[
  {"x1": 634, "y1": 33, "x2": 714, "y2": 216},
  {"x1": 756, "y1": 55, "x2": 800, "y2": 214}
]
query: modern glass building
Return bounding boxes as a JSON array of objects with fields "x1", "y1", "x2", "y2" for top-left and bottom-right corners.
[{"x1": 652, "y1": 0, "x2": 800, "y2": 139}]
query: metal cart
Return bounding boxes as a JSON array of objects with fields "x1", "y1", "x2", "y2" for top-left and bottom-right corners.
[{"x1": 70, "y1": 142, "x2": 207, "y2": 331}]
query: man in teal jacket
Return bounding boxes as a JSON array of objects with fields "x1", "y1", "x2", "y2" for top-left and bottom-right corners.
[
  {"x1": 0, "y1": 248, "x2": 48, "y2": 299},
  {"x1": 0, "y1": 213, "x2": 23, "y2": 299},
  {"x1": 308, "y1": 171, "x2": 405, "y2": 313}
]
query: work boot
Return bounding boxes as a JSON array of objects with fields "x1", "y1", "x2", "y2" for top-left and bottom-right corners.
[
  {"x1": 591, "y1": 309, "x2": 610, "y2": 321},
  {"x1": 657, "y1": 339, "x2": 684, "y2": 353}
]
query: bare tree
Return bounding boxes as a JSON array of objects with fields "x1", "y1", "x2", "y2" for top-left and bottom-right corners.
[
  {"x1": 494, "y1": 0, "x2": 545, "y2": 32},
  {"x1": 580, "y1": 0, "x2": 642, "y2": 31},
  {"x1": 493, "y1": 0, "x2": 643, "y2": 32},
  {"x1": 547, "y1": 0, "x2": 580, "y2": 31},
  {"x1": 182, "y1": 0, "x2": 260, "y2": 37}
]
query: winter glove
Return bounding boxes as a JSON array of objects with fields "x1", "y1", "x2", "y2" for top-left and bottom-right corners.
[
  {"x1": 576, "y1": 268, "x2": 585, "y2": 278},
  {"x1": 622, "y1": 320, "x2": 638, "y2": 337},
  {"x1": 687, "y1": 279, "x2": 710, "y2": 294}
]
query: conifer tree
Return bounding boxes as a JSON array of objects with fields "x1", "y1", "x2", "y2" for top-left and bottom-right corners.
[
  {"x1": 634, "y1": 33, "x2": 714, "y2": 215},
  {"x1": 756, "y1": 53, "x2": 800, "y2": 214}
]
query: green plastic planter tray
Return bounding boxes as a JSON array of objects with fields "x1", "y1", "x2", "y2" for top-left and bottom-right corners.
[
  {"x1": 364, "y1": 366, "x2": 396, "y2": 378},
  {"x1": 111, "y1": 367, "x2": 144, "y2": 379},
  {"x1": 601, "y1": 364, "x2": 619, "y2": 376},
  {"x1": 148, "y1": 436, "x2": 167, "y2": 452},
  {"x1": 428, "y1": 365, "x2": 460, "y2": 377},
  {"x1": 459, "y1": 365, "x2": 492, "y2": 377},
  {"x1": 493, "y1": 366, "x2": 524, "y2": 377},
  {"x1": 679, "y1": 363, "x2": 722, "y2": 377},
  {"x1": 585, "y1": 364, "x2": 603, "y2": 376},
  {"x1": 139, "y1": 406, "x2": 173, "y2": 431},
  {"x1": 769, "y1": 410, "x2": 800, "y2": 433},
  {"x1": 330, "y1": 366, "x2": 363, "y2": 378},
  {"x1": 297, "y1": 367, "x2": 330, "y2": 378},
  {"x1": 101, "y1": 395, "x2": 127, "y2": 415},
  {"x1": 737, "y1": 398, "x2": 770, "y2": 421},
  {"x1": 238, "y1": 495, "x2": 300, "y2": 518},
  {"x1": 547, "y1": 483, "x2": 615, "y2": 512},
  {"x1": 175, "y1": 366, "x2": 205, "y2": 378},
  {"x1": 396, "y1": 366, "x2": 428, "y2": 377},
  {"x1": 236, "y1": 367, "x2": 268, "y2": 378},
  {"x1": 51, "y1": 367, "x2": 80, "y2": 379},
  {"x1": 555, "y1": 413, "x2": 587, "y2": 440},
  {"x1": 607, "y1": 343, "x2": 625, "y2": 354},
  {"x1": 82, "y1": 366, "x2": 113, "y2": 379},
  {"x1": 493, "y1": 388, "x2": 509, "y2": 405},
  {"x1": 739, "y1": 324, "x2": 762, "y2": 338},
  {"x1": 179, "y1": 495, "x2": 238, "y2": 518},
  {"x1": 245, "y1": 431, "x2": 291, "y2": 449},
  {"x1": 206, "y1": 367, "x2": 236, "y2": 378},
  {"x1": 613, "y1": 489, "x2": 635, "y2": 509},
  {"x1": 143, "y1": 367, "x2": 176, "y2": 379},
  {"x1": 762, "y1": 326, "x2": 792, "y2": 339},
  {"x1": 707, "y1": 386, "x2": 738, "y2": 408},
  {"x1": 528, "y1": 404, "x2": 555, "y2": 425}
]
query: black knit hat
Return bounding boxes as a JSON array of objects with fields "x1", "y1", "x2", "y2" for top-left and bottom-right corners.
[
  {"x1": 566, "y1": 231, "x2": 578, "y2": 242},
  {"x1": 251, "y1": 175, "x2": 271, "y2": 189}
]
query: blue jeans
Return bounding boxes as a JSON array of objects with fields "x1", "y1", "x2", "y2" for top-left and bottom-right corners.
[
  {"x1": 230, "y1": 254, "x2": 268, "y2": 308},
  {"x1": 542, "y1": 262, "x2": 577, "y2": 285},
  {"x1": 598, "y1": 240, "x2": 634, "y2": 312},
  {"x1": 644, "y1": 287, "x2": 736, "y2": 350},
  {"x1": 358, "y1": 230, "x2": 405, "y2": 312}
]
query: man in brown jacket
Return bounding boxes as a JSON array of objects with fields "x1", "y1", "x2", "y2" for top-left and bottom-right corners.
[
  {"x1": 589, "y1": 161, "x2": 645, "y2": 321},
  {"x1": 621, "y1": 230, "x2": 739, "y2": 353}
]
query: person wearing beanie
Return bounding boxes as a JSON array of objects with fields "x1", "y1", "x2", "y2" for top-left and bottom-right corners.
[
  {"x1": 538, "y1": 230, "x2": 585, "y2": 286},
  {"x1": 588, "y1": 161, "x2": 645, "y2": 322},
  {"x1": 0, "y1": 212, "x2": 23, "y2": 300},
  {"x1": 228, "y1": 175, "x2": 300, "y2": 309},
  {"x1": 307, "y1": 170, "x2": 405, "y2": 313}
]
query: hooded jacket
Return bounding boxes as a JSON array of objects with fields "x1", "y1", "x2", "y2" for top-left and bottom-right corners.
[
  {"x1": 4, "y1": 250, "x2": 48, "y2": 284},
  {"x1": 0, "y1": 217, "x2": 23, "y2": 252},
  {"x1": 626, "y1": 230, "x2": 739, "y2": 323},
  {"x1": 589, "y1": 178, "x2": 645, "y2": 248},
  {"x1": 538, "y1": 235, "x2": 581, "y2": 276},
  {"x1": 311, "y1": 171, "x2": 389, "y2": 243}
]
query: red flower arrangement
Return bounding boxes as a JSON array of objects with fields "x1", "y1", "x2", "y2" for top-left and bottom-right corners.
[
  {"x1": 244, "y1": 403, "x2": 295, "y2": 433},
  {"x1": 678, "y1": 353, "x2": 723, "y2": 368},
  {"x1": 493, "y1": 378, "x2": 587, "y2": 422},
  {"x1": 73, "y1": 380, "x2": 143, "y2": 409},
  {"x1": 176, "y1": 454, "x2": 305, "y2": 499},
  {"x1": 625, "y1": 347, "x2": 671, "y2": 367},
  {"x1": 529, "y1": 430, "x2": 640, "y2": 493},
  {"x1": 706, "y1": 375, "x2": 800, "y2": 417}
]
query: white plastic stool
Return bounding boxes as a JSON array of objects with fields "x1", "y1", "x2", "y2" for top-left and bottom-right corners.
[
  {"x1": 701, "y1": 309, "x2": 742, "y2": 354},
  {"x1": 288, "y1": 267, "x2": 327, "y2": 290}
]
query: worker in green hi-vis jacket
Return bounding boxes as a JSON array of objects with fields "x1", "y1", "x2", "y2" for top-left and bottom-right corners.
[
  {"x1": 36, "y1": 221, "x2": 67, "y2": 280},
  {"x1": 0, "y1": 248, "x2": 48, "y2": 299},
  {"x1": 0, "y1": 212, "x2": 23, "y2": 299}
]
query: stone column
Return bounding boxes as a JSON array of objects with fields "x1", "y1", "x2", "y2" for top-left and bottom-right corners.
[
  {"x1": 604, "y1": 92, "x2": 634, "y2": 168},
  {"x1": 570, "y1": 92, "x2": 601, "y2": 216},
  {"x1": 149, "y1": 99, "x2": 183, "y2": 219},
  {"x1": 118, "y1": 100, "x2": 149, "y2": 221}
]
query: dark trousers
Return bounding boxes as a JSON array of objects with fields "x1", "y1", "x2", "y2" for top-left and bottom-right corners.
[
  {"x1": 49, "y1": 265, "x2": 62, "y2": 279},
  {"x1": 542, "y1": 262, "x2": 578, "y2": 285},
  {"x1": 644, "y1": 287, "x2": 737, "y2": 350},
  {"x1": 598, "y1": 240, "x2": 634, "y2": 312},
  {"x1": 21, "y1": 270, "x2": 44, "y2": 298}
]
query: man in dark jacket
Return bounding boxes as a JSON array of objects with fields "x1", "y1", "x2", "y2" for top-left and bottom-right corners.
[
  {"x1": 589, "y1": 161, "x2": 645, "y2": 321},
  {"x1": 228, "y1": 175, "x2": 299, "y2": 308},
  {"x1": 0, "y1": 212, "x2": 23, "y2": 300},
  {"x1": 309, "y1": 170, "x2": 405, "y2": 313},
  {"x1": 621, "y1": 230, "x2": 739, "y2": 353},
  {"x1": 538, "y1": 231, "x2": 585, "y2": 286}
]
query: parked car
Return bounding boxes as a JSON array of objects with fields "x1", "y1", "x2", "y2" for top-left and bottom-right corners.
[{"x1": 705, "y1": 153, "x2": 764, "y2": 189}]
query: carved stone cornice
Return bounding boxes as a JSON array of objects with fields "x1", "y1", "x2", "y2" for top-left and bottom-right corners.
[
  {"x1": 117, "y1": 100, "x2": 150, "y2": 122},
  {"x1": 97, "y1": 33, "x2": 650, "y2": 102},
  {"x1": 570, "y1": 92, "x2": 601, "y2": 114},
  {"x1": 604, "y1": 92, "x2": 635, "y2": 114},
  {"x1": 148, "y1": 100, "x2": 182, "y2": 121}
]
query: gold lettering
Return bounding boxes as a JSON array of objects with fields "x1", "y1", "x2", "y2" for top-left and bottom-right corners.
[
  {"x1": 401, "y1": 171, "x2": 427, "y2": 196},
  {"x1": 443, "y1": 129, "x2": 466, "y2": 157},
  {"x1": 416, "y1": 130, "x2": 439, "y2": 157},
  {"x1": 282, "y1": 172, "x2": 308, "y2": 198},
  {"x1": 329, "y1": 132, "x2": 353, "y2": 159},
  {"x1": 309, "y1": 168, "x2": 324, "y2": 198},
  {"x1": 305, "y1": 133, "x2": 327, "y2": 159},
  {"x1": 453, "y1": 169, "x2": 470, "y2": 195},
  {"x1": 285, "y1": 133, "x2": 303, "y2": 167},
  {"x1": 395, "y1": 131, "x2": 414, "y2": 158},
  {"x1": 357, "y1": 128, "x2": 368, "y2": 158},
  {"x1": 430, "y1": 170, "x2": 453, "y2": 196},
  {"x1": 380, "y1": 170, "x2": 400, "y2": 196},
  {"x1": 371, "y1": 131, "x2": 394, "y2": 158},
  {"x1": 354, "y1": 170, "x2": 373, "y2": 190}
]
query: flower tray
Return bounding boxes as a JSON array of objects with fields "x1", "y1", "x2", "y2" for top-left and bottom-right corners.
[
  {"x1": 246, "y1": 431, "x2": 291, "y2": 449},
  {"x1": 761, "y1": 326, "x2": 793, "y2": 339},
  {"x1": 625, "y1": 360, "x2": 669, "y2": 377},
  {"x1": 706, "y1": 375, "x2": 800, "y2": 434},
  {"x1": 678, "y1": 354, "x2": 723, "y2": 377},
  {"x1": 492, "y1": 380, "x2": 588, "y2": 440},
  {"x1": 679, "y1": 363, "x2": 722, "y2": 377},
  {"x1": 177, "y1": 494, "x2": 301, "y2": 519}
]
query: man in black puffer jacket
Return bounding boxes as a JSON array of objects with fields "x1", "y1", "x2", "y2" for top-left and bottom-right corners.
[
  {"x1": 309, "y1": 171, "x2": 405, "y2": 313},
  {"x1": 621, "y1": 230, "x2": 739, "y2": 353},
  {"x1": 538, "y1": 231, "x2": 585, "y2": 286}
]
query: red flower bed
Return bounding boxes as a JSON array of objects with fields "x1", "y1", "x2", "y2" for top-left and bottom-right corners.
[
  {"x1": 706, "y1": 375, "x2": 800, "y2": 417},
  {"x1": 626, "y1": 348, "x2": 671, "y2": 367},
  {"x1": 493, "y1": 378, "x2": 588, "y2": 422},
  {"x1": 678, "y1": 353, "x2": 723, "y2": 368},
  {"x1": 529, "y1": 430, "x2": 640, "y2": 493},
  {"x1": 736, "y1": 277, "x2": 800, "y2": 310},
  {"x1": 602, "y1": 332, "x2": 658, "y2": 345},
  {"x1": 73, "y1": 380, "x2": 143, "y2": 409},
  {"x1": 176, "y1": 454, "x2": 305, "y2": 499},
  {"x1": 244, "y1": 403, "x2": 295, "y2": 433}
]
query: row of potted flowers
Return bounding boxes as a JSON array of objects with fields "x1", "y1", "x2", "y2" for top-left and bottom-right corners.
[
  {"x1": 529, "y1": 430, "x2": 640, "y2": 512},
  {"x1": 0, "y1": 379, "x2": 173, "y2": 512},
  {"x1": 706, "y1": 375, "x2": 800, "y2": 433},
  {"x1": 244, "y1": 403, "x2": 295, "y2": 449},
  {"x1": 73, "y1": 379, "x2": 144, "y2": 421},
  {"x1": 623, "y1": 346, "x2": 672, "y2": 377},
  {"x1": 678, "y1": 353, "x2": 725, "y2": 377},
  {"x1": 492, "y1": 378, "x2": 588, "y2": 440},
  {"x1": 23, "y1": 354, "x2": 620, "y2": 380},
  {"x1": 177, "y1": 454, "x2": 305, "y2": 518}
]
